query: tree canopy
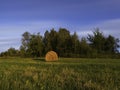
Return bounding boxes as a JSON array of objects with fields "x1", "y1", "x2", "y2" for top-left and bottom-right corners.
[{"x1": 0, "y1": 28, "x2": 120, "y2": 58}]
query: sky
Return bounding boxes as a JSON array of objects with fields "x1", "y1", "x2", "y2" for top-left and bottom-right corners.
[{"x1": 0, "y1": 0, "x2": 120, "y2": 52}]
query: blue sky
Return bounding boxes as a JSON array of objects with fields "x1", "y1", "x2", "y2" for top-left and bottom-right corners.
[{"x1": 0, "y1": 0, "x2": 120, "y2": 52}]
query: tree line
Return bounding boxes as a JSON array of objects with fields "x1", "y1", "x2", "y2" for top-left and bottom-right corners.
[{"x1": 0, "y1": 28, "x2": 120, "y2": 58}]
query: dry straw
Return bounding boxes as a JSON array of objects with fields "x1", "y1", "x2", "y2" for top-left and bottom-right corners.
[{"x1": 45, "y1": 51, "x2": 58, "y2": 61}]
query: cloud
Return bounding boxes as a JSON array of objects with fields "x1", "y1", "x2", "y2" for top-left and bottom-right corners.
[
  {"x1": 0, "y1": 20, "x2": 63, "y2": 36},
  {"x1": 0, "y1": 19, "x2": 120, "y2": 52},
  {"x1": 76, "y1": 18, "x2": 120, "y2": 39},
  {"x1": 74, "y1": 18, "x2": 120, "y2": 52},
  {"x1": 0, "y1": 38, "x2": 20, "y2": 52},
  {"x1": 0, "y1": 20, "x2": 68, "y2": 52},
  {"x1": 95, "y1": 19, "x2": 120, "y2": 39}
]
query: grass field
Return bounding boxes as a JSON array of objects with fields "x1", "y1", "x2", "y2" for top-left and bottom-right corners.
[{"x1": 0, "y1": 57, "x2": 120, "y2": 90}]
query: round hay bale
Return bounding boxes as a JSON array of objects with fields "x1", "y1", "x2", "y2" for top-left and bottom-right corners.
[{"x1": 45, "y1": 51, "x2": 58, "y2": 61}]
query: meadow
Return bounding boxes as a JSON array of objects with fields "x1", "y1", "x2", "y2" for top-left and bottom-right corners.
[{"x1": 0, "y1": 57, "x2": 120, "y2": 90}]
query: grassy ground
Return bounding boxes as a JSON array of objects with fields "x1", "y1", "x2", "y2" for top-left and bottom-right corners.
[{"x1": 0, "y1": 57, "x2": 120, "y2": 90}]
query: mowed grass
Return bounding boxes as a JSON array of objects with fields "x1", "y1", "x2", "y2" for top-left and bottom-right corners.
[{"x1": 0, "y1": 57, "x2": 120, "y2": 90}]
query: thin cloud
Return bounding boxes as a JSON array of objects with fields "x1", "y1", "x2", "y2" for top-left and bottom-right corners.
[
  {"x1": 0, "y1": 19, "x2": 120, "y2": 52},
  {"x1": 97, "y1": 19, "x2": 120, "y2": 38},
  {"x1": 0, "y1": 38, "x2": 20, "y2": 52},
  {"x1": 0, "y1": 20, "x2": 67, "y2": 52},
  {"x1": 76, "y1": 18, "x2": 120, "y2": 39}
]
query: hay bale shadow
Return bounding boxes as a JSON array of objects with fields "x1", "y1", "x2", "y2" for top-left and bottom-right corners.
[{"x1": 33, "y1": 58, "x2": 45, "y2": 62}]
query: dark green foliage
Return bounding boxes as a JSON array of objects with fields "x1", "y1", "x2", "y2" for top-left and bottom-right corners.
[
  {"x1": 20, "y1": 32, "x2": 31, "y2": 57},
  {"x1": 57, "y1": 28, "x2": 72, "y2": 56},
  {"x1": 19, "y1": 32, "x2": 44, "y2": 57},
  {"x1": 79, "y1": 38, "x2": 92, "y2": 57},
  {"x1": 104, "y1": 35, "x2": 120, "y2": 54},
  {"x1": 87, "y1": 28, "x2": 120, "y2": 57},
  {"x1": 0, "y1": 48, "x2": 20, "y2": 57},
  {"x1": 43, "y1": 29, "x2": 58, "y2": 54},
  {"x1": 87, "y1": 28, "x2": 106, "y2": 53},
  {"x1": 28, "y1": 33, "x2": 43, "y2": 57},
  {"x1": 0, "y1": 28, "x2": 120, "y2": 58}
]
